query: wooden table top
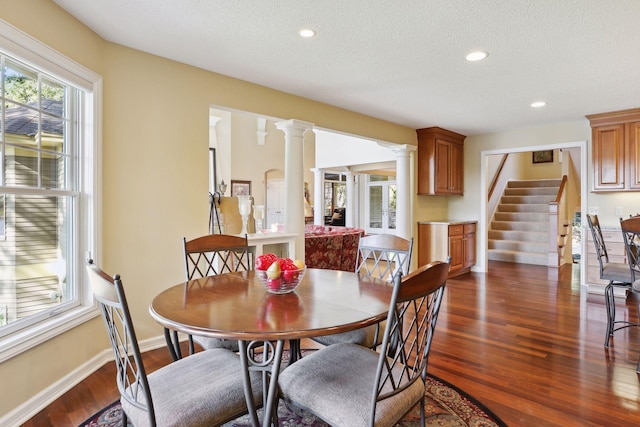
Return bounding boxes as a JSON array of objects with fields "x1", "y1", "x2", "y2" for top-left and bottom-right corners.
[{"x1": 149, "y1": 268, "x2": 393, "y2": 341}]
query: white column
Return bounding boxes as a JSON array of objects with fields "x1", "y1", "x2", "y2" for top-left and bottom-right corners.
[
  {"x1": 386, "y1": 144, "x2": 416, "y2": 240},
  {"x1": 345, "y1": 171, "x2": 355, "y2": 227},
  {"x1": 311, "y1": 168, "x2": 324, "y2": 225},
  {"x1": 275, "y1": 119, "x2": 314, "y2": 260}
]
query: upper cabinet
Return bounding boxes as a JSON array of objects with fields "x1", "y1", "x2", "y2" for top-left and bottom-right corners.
[
  {"x1": 416, "y1": 127, "x2": 466, "y2": 195},
  {"x1": 587, "y1": 108, "x2": 640, "y2": 192}
]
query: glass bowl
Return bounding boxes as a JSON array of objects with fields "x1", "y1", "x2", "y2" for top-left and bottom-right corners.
[{"x1": 256, "y1": 267, "x2": 306, "y2": 294}]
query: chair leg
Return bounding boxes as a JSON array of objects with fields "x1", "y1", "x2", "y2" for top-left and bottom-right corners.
[
  {"x1": 121, "y1": 410, "x2": 128, "y2": 427},
  {"x1": 420, "y1": 398, "x2": 425, "y2": 427},
  {"x1": 604, "y1": 283, "x2": 615, "y2": 348}
]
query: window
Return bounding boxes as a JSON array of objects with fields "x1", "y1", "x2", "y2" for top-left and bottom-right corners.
[
  {"x1": 0, "y1": 22, "x2": 100, "y2": 361},
  {"x1": 323, "y1": 173, "x2": 346, "y2": 217}
]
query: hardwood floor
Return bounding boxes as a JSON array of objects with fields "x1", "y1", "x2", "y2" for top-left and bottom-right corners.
[{"x1": 21, "y1": 261, "x2": 640, "y2": 426}]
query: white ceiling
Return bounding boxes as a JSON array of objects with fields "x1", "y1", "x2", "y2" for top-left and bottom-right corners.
[{"x1": 53, "y1": 0, "x2": 640, "y2": 136}]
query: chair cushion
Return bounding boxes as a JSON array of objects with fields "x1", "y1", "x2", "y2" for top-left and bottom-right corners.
[
  {"x1": 312, "y1": 325, "x2": 376, "y2": 347},
  {"x1": 602, "y1": 262, "x2": 633, "y2": 284},
  {"x1": 122, "y1": 348, "x2": 262, "y2": 427},
  {"x1": 312, "y1": 321, "x2": 386, "y2": 348},
  {"x1": 193, "y1": 335, "x2": 239, "y2": 352},
  {"x1": 278, "y1": 343, "x2": 424, "y2": 427}
]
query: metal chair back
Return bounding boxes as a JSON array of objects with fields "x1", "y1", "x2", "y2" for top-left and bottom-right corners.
[
  {"x1": 620, "y1": 217, "x2": 640, "y2": 284},
  {"x1": 184, "y1": 234, "x2": 254, "y2": 280},
  {"x1": 86, "y1": 259, "x2": 155, "y2": 426},
  {"x1": 370, "y1": 260, "x2": 449, "y2": 424},
  {"x1": 356, "y1": 234, "x2": 413, "y2": 281},
  {"x1": 586, "y1": 213, "x2": 610, "y2": 274}
]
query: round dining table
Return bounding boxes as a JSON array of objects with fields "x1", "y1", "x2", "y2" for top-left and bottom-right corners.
[{"x1": 149, "y1": 268, "x2": 394, "y2": 427}]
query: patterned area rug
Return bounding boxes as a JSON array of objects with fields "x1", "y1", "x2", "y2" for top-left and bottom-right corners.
[{"x1": 79, "y1": 374, "x2": 506, "y2": 427}]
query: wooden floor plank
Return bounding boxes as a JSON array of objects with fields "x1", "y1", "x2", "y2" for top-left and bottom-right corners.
[{"x1": 19, "y1": 261, "x2": 640, "y2": 426}]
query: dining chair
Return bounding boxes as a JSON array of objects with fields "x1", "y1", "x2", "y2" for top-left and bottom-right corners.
[
  {"x1": 619, "y1": 216, "x2": 640, "y2": 372},
  {"x1": 179, "y1": 233, "x2": 254, "y2": 357},
  {"x1": 278, "y1": 260, "x2": 449, "y2": 427},
  {"x1": 86, "y1": 259, "x2": 263, "y2": 427},
  {"x1": 586, "y1": 214, "x2": 636, "y2": 347},
  {"x1": 312, "y1": 234, "x2": 413, "y2": 349}
]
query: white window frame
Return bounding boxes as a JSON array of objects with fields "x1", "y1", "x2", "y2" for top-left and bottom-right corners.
[{"x1": 0, "y1": 20, "x2": 101, "y2": 363}]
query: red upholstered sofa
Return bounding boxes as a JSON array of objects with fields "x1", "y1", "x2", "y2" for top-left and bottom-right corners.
[{"x1": 304, "y1": 225, "x2": 365, "y2": 272}]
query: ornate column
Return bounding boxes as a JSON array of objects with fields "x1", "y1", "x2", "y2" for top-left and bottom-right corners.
[
  {"x1": 345, "y1": 171, "x2": 355, "y2": 227},
  {"x1": 275, "y1": 119, "x2": 314, "y2": 260},
  {"x1": 311, "y1": 167, "x2": 324, "y2": 225},
  {"x1": 385, "y1": 144, "x2": 416, "y2": 240}
]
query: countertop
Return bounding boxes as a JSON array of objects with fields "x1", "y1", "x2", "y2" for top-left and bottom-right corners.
[{"x1": 417, "y1": 220, "x2": 477, "y2": 225}]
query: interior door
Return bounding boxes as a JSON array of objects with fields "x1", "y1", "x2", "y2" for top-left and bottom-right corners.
[
  {"x1": 366, "y1": 181, "x2": 396, "y2": 234},
  {"x1": 266, "y1": 179, "x2": 285, "y2": 228}
]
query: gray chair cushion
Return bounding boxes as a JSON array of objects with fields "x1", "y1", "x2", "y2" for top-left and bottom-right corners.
[
  {"x1": 193, "y1": 335, "x2": 240, "y2": 352},
  {"x1": 122, "y1": 348, "x2": 262, "y2": 427},
  {"x1": 312, "y1": 324, "x2": 378, "y2": 347},
  {"x1": 279, "y1": 343, "x2": 424, "y2": 427},
  {"x1": 602, "y1": 262, "x2": 633, "y2": 284}
]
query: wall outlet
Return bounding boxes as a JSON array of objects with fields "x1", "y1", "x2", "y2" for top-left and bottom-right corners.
[
  {"x1": 615, "y1": 207, "x2": 623, "y2": 217},
  {"x1": 588, "y1": 206, "x2": 598, "y2": 215}
]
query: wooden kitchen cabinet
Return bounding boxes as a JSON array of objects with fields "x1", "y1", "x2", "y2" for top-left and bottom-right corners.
[
  {"x1": 587, "y1": 108, "x2": 640, "y2": 192},
  {"x1": 418, "y1": 221, "x2": 476, "y2": 278},
  {"x1": 417, "y1": 127, "x2": 466, "y2": 195}
]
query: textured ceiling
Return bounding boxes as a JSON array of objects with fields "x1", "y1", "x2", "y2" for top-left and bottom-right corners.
[{"x1": 53, "y1": 0, "x2": 640, "y2": 136}]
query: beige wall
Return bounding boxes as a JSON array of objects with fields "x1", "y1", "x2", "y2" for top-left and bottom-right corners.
[{"x1": 0, "y1": 0, "x2": 416, "y2": 418}]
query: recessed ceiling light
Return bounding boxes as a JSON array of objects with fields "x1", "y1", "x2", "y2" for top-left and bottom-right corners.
[
  {"x1": 465, "y1": 51, "x2": 488, "y2": 62},
  {"x1": 299, "y1": 28, "x2": 316, "y2": 38},
  {"x1": 531, "y1": 101, "x2": 547, "y2": 108}
]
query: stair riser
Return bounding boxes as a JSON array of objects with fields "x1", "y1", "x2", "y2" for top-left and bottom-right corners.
[
  {"x1": 488, "y1": 249, "x2": 548, "y2": 266},
  {"x1": 491, "y1": 221, "x2": 549, "y2": 232},
  {"x1": 507, "y1": 179, "x2": 562, "y2": 188},
  {"x1": 501, "y1": 196, "x2": 555, "y2": 204},
  {"x1": 497, "y1": 204, "x2": 549, "y2": 213},
  {"x1": 488, "y1": 240, "x2": 548, "y2": 253},
  {"x1": 504, "y1": 187, "x2": 558, "y2": 196},
  {"x1": 488, "y1": 230, "x2": 548, "y2": 242},
  {"x1": 494, "y1": 212, "x2": 549, "y2": 222}
]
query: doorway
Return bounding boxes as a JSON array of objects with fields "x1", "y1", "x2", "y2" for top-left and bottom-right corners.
[
  {"x1": 480, "y1": 140, "x2": 588, "y2": 287},
  {"x1": 365, "y1": 175, "x2": 397, "y2": 234}
]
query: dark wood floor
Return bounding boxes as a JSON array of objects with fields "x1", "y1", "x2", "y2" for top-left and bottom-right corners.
[{"x1": 22, "y1": 261, "x2": 640, "y2": 426}]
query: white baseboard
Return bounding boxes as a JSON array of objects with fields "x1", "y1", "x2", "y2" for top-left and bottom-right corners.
[
  {"x1": 1, "y1": 334, "x2": 171, "y2": 427},
  {"x1": 587, "y1": 283, "x2": 629, "y2": 299}
]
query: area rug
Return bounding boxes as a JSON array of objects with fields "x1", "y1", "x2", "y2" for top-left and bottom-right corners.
[{"x1": 79, "y1": 374, "x2": 507, "y2": 427}]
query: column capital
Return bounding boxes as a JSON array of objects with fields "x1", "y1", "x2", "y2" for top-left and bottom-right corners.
[
  {"x1": 275, "y1": 119, "x2": 315, "y2": 133},
  {"x1": 383, "y1": 143, "x2": 416, "y2": 156}
]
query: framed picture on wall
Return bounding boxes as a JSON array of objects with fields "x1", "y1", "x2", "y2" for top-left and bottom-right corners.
[
  {"x1": 231, "y1": 180, "x2": 251, "y2": 196},
  {"x1": 532, "y1": 150, "x2": 553, "y2": 164}
]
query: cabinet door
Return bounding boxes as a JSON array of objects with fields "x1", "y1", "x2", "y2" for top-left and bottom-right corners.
[
  {"x1": 449, "y1": 142, "x2": 464, "y2": 194},
  {"x1": 593, "y1": 124, "x2": 625, "y2": 190},
  {"x1": 435, "y1": 139, "x2": 451, "y2": 194},
  {"x1": 629, "y1": 121, "x2": 640, "y2": 190},
  {"x1": 463, "y1": 224, "x2": 476, "y2": 268},
  {"x1": 449, "y1": 234, "x2": 464, "y2": 271}
]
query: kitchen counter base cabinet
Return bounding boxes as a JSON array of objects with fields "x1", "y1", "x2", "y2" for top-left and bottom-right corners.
[{"x1": 418, "y1": 221, "x2": 476, "y2": 278}]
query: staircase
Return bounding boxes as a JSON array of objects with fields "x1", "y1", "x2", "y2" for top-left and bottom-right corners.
[{"x1": 488, "y1": 179, "x2": 563, "y2": 266}]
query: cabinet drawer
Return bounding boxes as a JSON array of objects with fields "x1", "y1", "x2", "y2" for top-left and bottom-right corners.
[
  {"x1": 463, "y1": 223, "x2": 476, "y2": 234},
  {"x1": 449, "y1": 225, "x2": 463, "y2": 236}
]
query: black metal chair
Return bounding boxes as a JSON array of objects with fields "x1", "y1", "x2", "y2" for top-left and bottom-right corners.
[
  {"x1": 86, "y1": 259, "x2": 262, "y2": 427},
  {"x1": 586, "y1": 214, "x2": 636, "y2": 347},
  {"x1": 278, "y1": 260, "x2": 449, "y2": 427},
  {"x1": 312, "y1": 234, "x2": 413, "y2": 349},
  {"x1": 619, "y1": 216, "x2": 640, "y2": 372}
]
